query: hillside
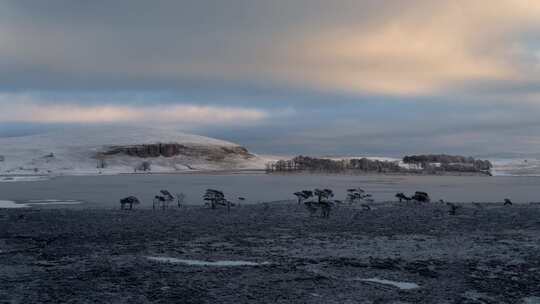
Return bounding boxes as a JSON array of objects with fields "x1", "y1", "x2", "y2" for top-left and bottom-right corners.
[{"x1": 0, "y1": 127, "x2": 266, "y2": 175}]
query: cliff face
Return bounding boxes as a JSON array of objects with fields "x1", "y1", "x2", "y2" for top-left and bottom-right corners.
[{"x1": 102, "y1": 143, "x2": 254, "y2": 161}]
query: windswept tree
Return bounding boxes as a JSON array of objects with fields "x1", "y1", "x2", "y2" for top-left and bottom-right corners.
[
  {"x1": 153, "y1": 190, "x2": 175, "y2": 210},
  {"x1": 347, "y1": 188, "x2": 374, "y2": 204},
  {"x1": 160, "y1": 190, "x2": 174, "y2": 201},
  {"x1": 395, "y1": 192, "x2": 412, "y2": 203},
  {"x1": 120, "y1": 196, "x2": 140, "y2": 210},
  {"x1": 203, "y1": 189, "x2": 234, "y2": 212},
  {"x1": 204, "y1": 189, "x2": 225, "y2": 209},
  {"x1": 314, "y1": 188, "x2": 334, "y2": 203},
  {"x1": 412, "y1": 191, "x2": 431, "y2": 203},
  {"x1": 301, "y1": 188, "x2": 335, "y2": 218},
  {"x1": 293, "y1": 190, "x2": 313, "y2": 204}
]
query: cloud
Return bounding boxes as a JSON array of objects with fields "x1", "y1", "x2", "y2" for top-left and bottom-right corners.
[
  {"x1": 1, "y1": 1, "x2": 540, "y2": 156},
  {"x1": 279, "y1": 1, "x2": 540, "y2": 95},
  {"x1": 0, "y1": 93, "x2": 268, "y2": 126},
  {"x1": 1, "y1": 1, "x2": 540, "y2": 97}
]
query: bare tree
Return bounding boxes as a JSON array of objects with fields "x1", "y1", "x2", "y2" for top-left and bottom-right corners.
[
  {"x1": 320, "y1": 201, "x2": 333, "y2": 218},
  {"x1": 204, "y1": 189, "x2": 223, "y2": 209},
  {"x1": 176, "y1": 193, "x2": 186, "y2": 208},
  {"x1": 120, "y1": 196, "x2": 140, "y2": 210},
  {"x1": 203, "y1": 189, "x2": 232, "y2": 212},
  {"x1": 302, "y1": 188, "x2": 335, "y2": 218},
  {"x1": 153, "y1": 190, "x2": 174, "y2": 210},
  {"x1": 293, "y1": 190, "x2": 313, "y2": 204},
  {"x1": 314, "y1": 188, "x2": 334, "y2": 203},
  {"x1": 153, "y1": 195, "x2": 166, "y2": 210},
  {"x1": 347, "y1": 188, "x2": 374, "y2": 204}
]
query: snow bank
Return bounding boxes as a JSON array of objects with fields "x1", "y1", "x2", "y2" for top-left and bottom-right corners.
[
  {"x1": 146, "y1": 256, "x2": 269, "y2": 266},
  {"x1": 0, "y1": 176, "x2": 51, "y2": 182},
  {"x1": 0, "y1": 200, "x2": 29, "y2": 208},
  {"x1": 358, "y1": 278, "x2": 420, "y2": 290},
  {"x1": 26, "y1": 199, "x2": 84, "y2": 205}
]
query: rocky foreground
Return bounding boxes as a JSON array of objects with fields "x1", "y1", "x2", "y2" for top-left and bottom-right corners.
[{"x1": 1, "y1": 202, "x2": 540, "y2": 303}]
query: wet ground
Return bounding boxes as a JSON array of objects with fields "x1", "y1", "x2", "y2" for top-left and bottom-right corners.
[{"x1": 1, "y1": 201, "x2": 540, "y2": 303}]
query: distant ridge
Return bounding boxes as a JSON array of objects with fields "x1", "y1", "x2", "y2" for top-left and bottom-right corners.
[{"x1": 0, "y1": 126, "x2": 266, "y2": 175}]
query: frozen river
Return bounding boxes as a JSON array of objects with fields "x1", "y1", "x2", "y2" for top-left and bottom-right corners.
[{"x1": 1, "y1": 173, "x2": 539, "y2": 208}]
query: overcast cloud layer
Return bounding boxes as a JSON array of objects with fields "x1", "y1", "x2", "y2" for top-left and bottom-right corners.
[{"x1": 1, "y1": 0, "x2": 540, "y2": 156}]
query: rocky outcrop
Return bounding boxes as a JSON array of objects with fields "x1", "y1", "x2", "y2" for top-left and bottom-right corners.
[{"x1": 102, "y1": 143, "x2": 255, "y2": 161}]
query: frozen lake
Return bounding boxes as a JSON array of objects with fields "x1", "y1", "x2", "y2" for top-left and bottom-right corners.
[{"x1": 1, "y1": 173, "x2": 539, "y2": 208}]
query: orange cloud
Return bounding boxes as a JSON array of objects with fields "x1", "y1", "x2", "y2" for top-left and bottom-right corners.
[
  {"x1": 275, "y1": 1, "x2": 540, "y2": 95},
  {"x1": 0, "y1": 99, "x2": 267, "y2": 125}
]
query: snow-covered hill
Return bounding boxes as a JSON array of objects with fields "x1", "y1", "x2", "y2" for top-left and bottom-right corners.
[{"x1": 0, "y1": 127, "x2": 266, "y2": 176}]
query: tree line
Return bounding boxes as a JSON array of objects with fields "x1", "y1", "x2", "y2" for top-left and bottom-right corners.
[{"x1": 266, "y1": 154, "x2": 492, "y2": 175}]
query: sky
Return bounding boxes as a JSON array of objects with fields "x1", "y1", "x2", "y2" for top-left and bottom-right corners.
[{"x1": 1, "y1": 0, "x2": 540, "y2": 157}]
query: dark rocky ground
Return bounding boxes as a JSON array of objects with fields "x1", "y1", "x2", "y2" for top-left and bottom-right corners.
[{"x1": 1, "y1": 202, "x2": 540, "y2": 303}]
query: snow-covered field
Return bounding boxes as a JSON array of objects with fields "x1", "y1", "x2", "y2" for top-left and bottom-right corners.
[
  {"x1": 3, "y1": 203, "x2": 540, "y2": 302},
  {"x1": 0, "y1": 127, "x2": 267, "y2": 176}
]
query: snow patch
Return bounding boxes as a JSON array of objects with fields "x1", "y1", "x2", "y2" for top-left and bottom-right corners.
[
  {"x1": 0, "y1": 200, "x2": 29, "y2": 208},
  {"x1": 26, "y1": 199, "x2": 83, "y2": 205},
  {"x1": 146, "y1": 256, "x2": 269, "y2": 266},
  {"x1": 523, "y1": 297, "x2": 540, "y2": 304},
  {"x1": 0, "y1": 176, "x2": 51, "y2": 183},
  {"x1": 0, "y1": 126, "x2": 266, "y2": 176},
  {"x1": 357, "y1": 278, "x2": 420, "y2": 290}
]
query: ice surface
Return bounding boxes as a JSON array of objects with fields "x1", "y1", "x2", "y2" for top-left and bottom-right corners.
[
  {"x1": 0, "y1": 176, "x2": 51, "y2": 182},
  {"x1": 0, "y1": 200, "x2": 29, "y2": 208}
]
